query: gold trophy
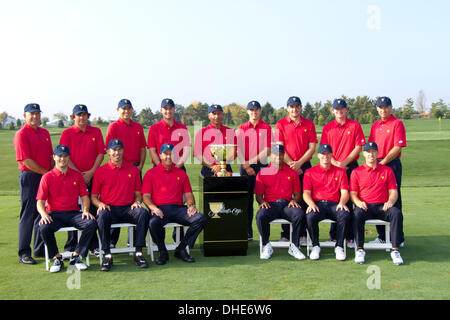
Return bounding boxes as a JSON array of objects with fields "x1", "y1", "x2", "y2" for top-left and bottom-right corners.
[
  {"x1": 208, "y1": 202, "x2": 224, "y2": 219},
  {"x1": 210, "y1": 144, "x2": 236, "y2": 177}
]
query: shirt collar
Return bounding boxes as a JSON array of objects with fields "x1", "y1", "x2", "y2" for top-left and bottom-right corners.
[
  {"x1": 334, "y1": 119, "x2": 348, "y2": 128},
  {"x1": 73, "y1": 124, "x2": 90, "y2": 133},
  {"x1": 363, "y1": 162, "x2": 380, "y2": 171},
  {"x1": 52, "y1": 167, "x2": 69, "y2": 177},
  {"x1": 287, "y1": 116, "x2": 304, "y2": 125},
  {"x1": 107, "y1": 160, "x2": 125, "y2": 170},
  {"x1": 380, "y1": 114, "x2": 395, "y2": 124},
  {"x1": 157, "y1": 162, "x2": 174, "y2": 173},
  {"x1": 318, "y1": 163, "x2": 333, "y2": 172},
  {"x1": 118, "y1": 118, "x2": 133, "y2": 127}
]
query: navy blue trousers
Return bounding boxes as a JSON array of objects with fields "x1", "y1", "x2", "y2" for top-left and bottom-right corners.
[
  {"x1": 376, "y1": 158, "x2": 404, "y2": 241},
  {"x1": 257, "y1": 199, "x2": 306, "y2": 247},
  {"x1": 306, "y1": 201, "x2": 351, "y2": 248},
  {"x1": 353, "y1": 203, "x2": 403, "y2": 249},
  {"x1": 97, "y1": 205, "x2": 150, "y2": 254},
  {"x1": 329, "y1": 160, "x2": 358, "y2": 241},
  {"x1": 240, "y1": 163, "x2": 268, "y2": 239},
  {"x1": 281, "y1": 161, "x2": 311, "y2": 239},
  {"x1": 18, "y1": 171, "x2": 45, "y2": 258},
  {"x1": 149, "y1": 204, "x2": 207, "y2": 253},
  {"x1": 39, "y1": 211, "x2": 97, "y2": 258}
]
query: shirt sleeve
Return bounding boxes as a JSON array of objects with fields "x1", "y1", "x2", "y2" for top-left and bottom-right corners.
[
  {"x1": 91, "y1": 170, "x2": 102, "y2": 195},
  {"x1": 14, "y1": 131, "x2": 31, "y2": 161},
  {"x1": 274, "y1": 122, "x2": 284, "y2": 143},
  {"x1": 292, "y1": 173, "x2": 302, "y2": 193},
  {"x1": 134, "y1": 167, "x2": 142, "y2": 192},
  {"x1": 36, "y1": 175, "x2": 49, "y2": 201},
  {"x1": 138, "y1": 124, "x2": 147, "y2": 149},
  {"x1": 320, "y1": 125, "x2": 329, "y2": 145},
  {"x1": 105, "y1": 123, "x2": 114, "y2": 148},
  {"x1": 349, "y1": 170, "x2": 359, "y2": 192},
  {"x1": 254, "y1": 172, "x2": 265, "y2": 195},
  {"x1": 308, "y1": 122, "x2": 318, "y2": 143},
  {"x1": 386, "y1": 167, "x2": 398, "y2": 190},
  {"x1": 355, "y1": 122, "x2": 366, "y2": 146},
  {"x1": 147, "y1": 125, "x2": 156, "y2": 149},
  {"x1": 193, "y1": 128, "x2": 203, "y2": 157},
  {"x1": 339, "y1": 170, "x2": 349, "y2": 190},
  {"x1": 77, "y1": 173, "x2": 89, "y2": 197},
  {"x1": 394, "y1": 121, "x2": 407, "y2": 147},
  {"x1": 302, "y1": 171, "x2": 312, "y2": 191},
  {"x1": 96, "y1": 128, "x2": 107, "y2": 155},
  {"x1": 141, "y1": 171, "x2": 153, "y2": 195},
  {"x1": 182, "y1": 173, "x2": 193, "y2": 194}
]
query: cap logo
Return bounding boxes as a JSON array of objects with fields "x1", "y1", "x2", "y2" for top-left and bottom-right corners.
[
  {"x1": 34, "y1": 104, "x2": 37, "y2": 108},
  {"x1": 115, "y1": 140, "x2": 118, "y2": 143},
  {"x1": 252, "y1": 101, "x2": 255, "y2": 105},
  {"x1": 124, "y1": 100, "x2": 128, "y2": 103},
  {"x1": 293, "y1": 98, "x2": 296, "y2": 101},
  {"x1": 382, "y1": 98, "x2": 385, "y2": 102},
  {"x1": 62, "y1": 146, "x2": 65, "y2": 150},
  {"x1": 370, "y1": 143, "x2": 373, "y2": 146},
  {"x1": 166, "y1": 99, "x2": 169, "y2": 103}
]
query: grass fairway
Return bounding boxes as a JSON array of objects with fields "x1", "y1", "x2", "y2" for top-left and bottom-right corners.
[{"x1": 0, "y1": 119, "x2": 449, "y2": 300}]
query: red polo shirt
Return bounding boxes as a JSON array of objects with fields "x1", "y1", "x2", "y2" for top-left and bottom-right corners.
[
  {"x1": 36, "y1": 168, "x2": 88, "y2": 212},
  {"x1": 106, "y1": 118, "x2": 146, "y2": 164},
  {"x1": 92, "y1": 160, "x2": 141, "y2": 206},
  {"x1": 320, "y1": 119, "x2": 366, "y2": 162},
  {"x1": 254, "y1": 164, "x2": 301, "y2": 202},
  {"x1": 369, "y1": 114, "x2": 407, "y2": 159},
  {"x1": 275, "y1": 116, "x2": 318, "y2": 161},
  {"x1": 193, "y1": 124, "x2": 237, "y2": 165},
  {"x1": 303, "y1": 164, "x2": 349, "y2": 203},
  {"x1": 236, "y1": 119, "x2": 272, "y2": 162},
  {"x1": 147, "y1": 119, "x2": 191, "y2": 164},
  {"x1": 350, "y1": 163, "x2": 398, "y2": 204},
  {"x1": 59, "y1": 125, "x2": 106, "y2": 172},
  {"x1": 14, "y1": 124, "x2": 53, "y2": 171},
  {"x1": 141, "y1": 163, "x2": 192, "y2": 206}
]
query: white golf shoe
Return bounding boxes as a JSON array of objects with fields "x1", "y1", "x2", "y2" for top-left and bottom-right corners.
[{"x1": 260, "y1": 243, "x2": 273, "y2": 260}]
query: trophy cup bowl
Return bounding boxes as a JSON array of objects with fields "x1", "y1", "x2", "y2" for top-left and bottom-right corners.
[
  {"x1": 208, "y1": 202, "x2": 224, "y2": 219},
  {"x1": 210, "y1": 144, "x2": 236, "y2": 177}
]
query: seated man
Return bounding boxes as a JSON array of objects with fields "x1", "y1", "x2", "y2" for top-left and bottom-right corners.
[
  {"x1": 350, "y1": 142, "x2": 404, "y2": 265},
  {"x1": 91, "y1": 139, "x2": 150, "y2": 271},
  {"x1": 37, "y1": 145, "x2": 97, "y2": 273},
  {"x1": 254, "y1": 144, "x2": 306, "y2": 260},
  {"x1": 143, "y1": 143, "x2": 207, "y2": 265},
  {"x1": 303, "y1": 144, "x2": 351, "y2": 261}
]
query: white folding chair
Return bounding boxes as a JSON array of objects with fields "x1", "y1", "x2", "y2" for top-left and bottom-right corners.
[
  {"x1": 98, "y1": 223, "x2": 137, "y2": 264},
  {"x1": 44, "y1": 227, "x2": 92, "y2": 271},
  {"x1": 358, "y1": 219, "x2": 392, "y2": 252},
  {"x1": 259, "y1": 219, "x2": 293, "y2": 255},
  {"x1": 147, "y1": 222, "x2": 188, "y2": 261},
  {"x1": 306, "y1": 219, "x2": 347, "y2": 256}
]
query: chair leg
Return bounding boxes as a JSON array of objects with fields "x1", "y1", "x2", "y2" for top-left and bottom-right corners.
[
  {"x1": 148, "y1": 230, "x2": 155, "y2": 261},
  {"x1": 386, "y1": 224, "x2": 391, "y2": 252},
  {"x1": 44, "y1": 244, "x2": 49, "y2": 271}
]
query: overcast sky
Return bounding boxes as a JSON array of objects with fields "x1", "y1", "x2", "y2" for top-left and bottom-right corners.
[{"x1": 1, "y1": 0, "x2": 449, "y2": 120}]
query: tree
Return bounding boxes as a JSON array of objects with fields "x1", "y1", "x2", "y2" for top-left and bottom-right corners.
[
  {"x1": 0, "y1": 111, "x2": 8, "y2": 127},
  {"x1": 57, "y1": 119, "x2": 65, "y2": 128},
  {"x1": 301, "y1": 102, "x2": 315, "y2": 121},
  {"x1": 9, "y1": 122, "x2": 15, "y2": 130},
  {"x1": 53, "y1": 112, "x2": 68, "y2": 122},
  {"x1": 416, "y1": 90, "x2": 426, "y2": 113},
  {"x1": 401, "y1": 98, "x2": 416, "y2": 119},
  {"x1": 41, "y1": 117, "x2": 49, "y2": 127},
  {"x1": 261, "y1": 102, "x2": 275, "y2": 124},
  {"x1": 174, "y1": 104, "x2": 185, "y2": 123},
  {"x1": 430, "y1": 99, "x2": 449, "y2": 119},
  {"x1": 138, "y1": 108, "x2": 155, "y2": 127},
  {"x1": 16, "y1": 118, "x2": 22, "y2": 128}
]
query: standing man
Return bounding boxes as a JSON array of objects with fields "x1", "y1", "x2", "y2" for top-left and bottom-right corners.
[
  {"x1": 59, "y1": 104, "x2": 106, "y2": 252},
  {"x1": 14, "y1": 103, "x2": 54, "y2": 264},
  {"x1": 106, "y1": 99, "x2": 146, "y2": 171},
  {"x1": 303, "y1": 144, "x2": 351, "y2": 261},
  {"x1": 91, "y1": 139, "x2": 150, "y2": 271},
  {"x1": 275, "y1": 96, "x2": 317, "y2": 243},
  {"x1": 368, "y1": 97, "x2": 407, "y2": 245},
  {"x1": 147, "y1": 98, "x2": 191, "y2": 170},
  {"x1": 350, "y1": 142, "x2": 404, "y2": 265},
  {"x1": 106, "y1": 99, "x2": 147, "y2": 247},
  {"x1": 236, "y1": 100, "x2": 272, "y2": 241},
  {"x1": 37, "y1": 145, "x2": 97, "y2": 273},
  {"x1": 193, "y1": 104, "x2": 237, "y2": 177},
  {"x1": 142, "y1": 143, "x2": 207, "y2": 265},
  {"x1": 254, "y1": 144, "x2": 306, "y2": 260},
  {"x1": 320, "y1": 98, "x2": 366, "y2": 246}
]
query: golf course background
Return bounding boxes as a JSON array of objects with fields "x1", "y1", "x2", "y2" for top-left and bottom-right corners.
[{"x1": 0, "y1": 118, "x2": 449, "y2": 299}]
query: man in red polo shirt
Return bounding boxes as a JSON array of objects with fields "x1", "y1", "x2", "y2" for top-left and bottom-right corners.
[
  {"x1": 106, "y1": 99, "x2": 147, "y2": 246},
  {"x1": 303, "y1": 144, "x2": 351, "y2": 261},
  {"x1": 91, "y1": 139, "x2": 150, "y2": 271},
  {"x1": 275, "y1": 96, "x2": 317, "y2": 243},
  {"x1": 254, "y1": 144, "x2": 306, "y2": 260},
  {"x1": 321, "y1": 98, "x2": 366, "y2": 245},
  {"x1": 368, "y1": 96, "x2": 407, "y2": 245},
  {"x1": 193, "y1": 104, "x2": 237, "y2": 177},
  {"x1": 59, "y1": 104, "x2": 106, "y2": 252},
  {"x1": 14, "y1": 103, "x2": 54, "y2": 264},
  {"x1": 148, "y1": 98, "x2": 191, "y2": 170},
  {"x1": 106, "y1": 99, "x2": 146, "y2": 170},
  {"x1": 350, "y1": 142, "x2": 404, "y2": 265},
  {"x1": 236, "y1": 100, "x2": 272, "y2": 241},
  {"x1": 37, "y1": 145, "x2": 97, "y2": 273},
  {"x1": 142, "y1": 143, "x2": 207, "y2": 265}
]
